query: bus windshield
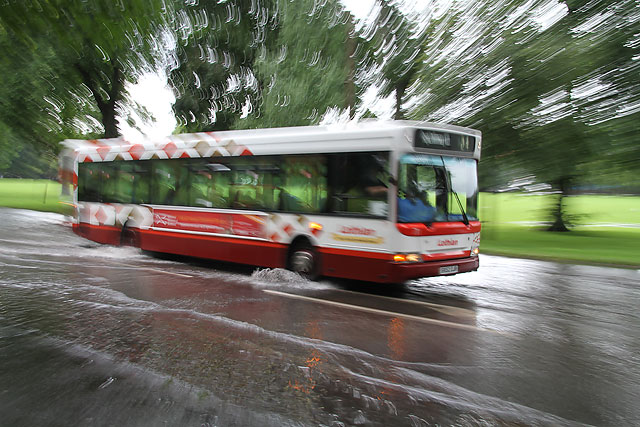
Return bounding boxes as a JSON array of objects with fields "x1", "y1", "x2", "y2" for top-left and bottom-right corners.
[{"x1": 397, "y1": 154, "x2": 478, "y2": 223}]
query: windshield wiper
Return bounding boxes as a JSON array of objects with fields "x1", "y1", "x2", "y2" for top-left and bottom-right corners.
[{"x1": 440, "y1": 156, "x2": 469, "y2": 226}]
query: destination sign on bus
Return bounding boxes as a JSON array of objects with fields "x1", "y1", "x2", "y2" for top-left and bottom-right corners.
[{"x1": 415, "y1": 130, "x2": 476, "y2": 153}]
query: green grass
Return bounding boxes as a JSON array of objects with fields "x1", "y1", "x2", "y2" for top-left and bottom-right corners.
[
  {"x1": 479, "y1": 193, "x2": 640, "y2": 268},
  {"x1": 479, "y1": 192, "x2": 640, "y2": 226},
  {"x1": 1, "y1": 180, "x2": 638, "y2": 268},
  {"x1": 0, "y1": 179, "x2": 71, "y2": 214},
  {"x1": 480, "y1": 224, "x2": 640, "y2": 267}
]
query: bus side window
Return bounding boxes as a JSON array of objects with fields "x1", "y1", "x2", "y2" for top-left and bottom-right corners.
[
  {"x1": 101, "y1": 162, "x2": 118, "y2": 203},
  {"x1": 258, "y1": 162, "x2": 281, "y2": 210},
  {"x1": 211, "y1": 167, "x2": 231, "y2": 208},
  {"x1": 187, "y1": 161, "x2": 229, "y2": 208},
  {"x1": 188, "y1": 161, "x2": 211, "y2": 207},
  {"x1": 328, "y1": 153, "x2": 388, "y2": 216},
  {"x1": 227, "y1": 158, "x2": 281, "y2": 210},
  {"x1": 133, "y1": 162, "x2": 151, "y2": 204},
  {"x1": 279, "y1": 155, "x2": 327, "y2": 213},
  {"x1": 230, "y1": 167, "x2": 259, "y2": 209},
  {"x1": 151, "y1": 160, "x2": 185, "y2": 205},
  {"x1": 78, "y1": 162, "x2": 102, "y2": 202},
  {"x1": 174, "y1": 160, "x2": 191, "y2": 206},
  {"x1": 112, "y1": 161, "x2": 133, "y2": 204}
]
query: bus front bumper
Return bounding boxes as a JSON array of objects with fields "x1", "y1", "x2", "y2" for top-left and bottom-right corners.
[{"x1": 391, "y1": 256, "x2": 479, "y2": 282}]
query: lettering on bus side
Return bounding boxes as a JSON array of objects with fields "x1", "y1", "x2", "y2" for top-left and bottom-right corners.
[
  {"x1": 331, "y1": 226, "x2": 384, "y2": 244},
  {"x1": 154, "y1": 213, "x2": 178, "y2": 227},
  {"x1": 340, "y1": 226, "x2": 375, "y2": 236}
]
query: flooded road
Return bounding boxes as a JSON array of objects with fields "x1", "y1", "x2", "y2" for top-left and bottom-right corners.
[{"x1": 1, "y1": 208, "x2": 639, "y2": 426}]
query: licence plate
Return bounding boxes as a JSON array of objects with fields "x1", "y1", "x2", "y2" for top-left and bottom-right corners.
[{"x1": 439, "y1": 265, "x2": 459, "y2": 275}]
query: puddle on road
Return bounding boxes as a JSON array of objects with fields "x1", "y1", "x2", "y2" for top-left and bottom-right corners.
[{"x1": 250, "y1": 267, "x2": 335, "y2": 291}]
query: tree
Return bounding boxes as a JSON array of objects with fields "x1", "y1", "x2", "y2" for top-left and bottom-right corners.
[
  {"x1": 0, "y1": 25, "x2": 96, "y2": 177},
  {"x1": 237, "y1": 0, "x2": 357, "y2": 128},
  {"x1": 364, "y1": 0, "x2": 425, "y2": 120},
  {"x1": 504, "y1": 0, "x2": 640, "y2": 229},
  {"x1": 0, "y1": 0, "x2": 169, "y2": 139},
  {"x1": 169, "y1": 0, "x2": 279, "y2": 132},
  {"x1": 408, "y1": 0, "x2": 640, "y2": 230}
]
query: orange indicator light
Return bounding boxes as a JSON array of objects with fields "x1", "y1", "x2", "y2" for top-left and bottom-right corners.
[
  {"x1": 406, "y1": 254, "x2": 421, "y2": 262},
  {"x1": 394, "y1": 254, "x2": 406, "y2": 262},
  {"x1": 309, "y1": 222, "x2": 323, "y2": 231}
]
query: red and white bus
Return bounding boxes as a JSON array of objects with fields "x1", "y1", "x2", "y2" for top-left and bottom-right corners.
[{"x1": 60, "y1": 121, "x2": 481, "y2": 283}]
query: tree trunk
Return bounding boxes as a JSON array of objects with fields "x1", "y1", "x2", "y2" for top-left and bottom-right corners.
[
  {"x1": 102, "y1": 107, "x2": 119, "y2": 138},
  {"x1": 76, "y1": 61, "x2": 122, "y2": 138},
  {"x1": 394, "y1": 82, "x2": 406, "y2": 120},
  {"x1": 344, "y1": 21, "x2": 356, "y2": 120},
  {"x1": 547, "y1": 176, "x2": 572, "y2": 232}
]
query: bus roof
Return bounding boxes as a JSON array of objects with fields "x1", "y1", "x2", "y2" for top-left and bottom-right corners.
[{"x1": 62, "y1": 120, "x2": 481, "y2": 163}]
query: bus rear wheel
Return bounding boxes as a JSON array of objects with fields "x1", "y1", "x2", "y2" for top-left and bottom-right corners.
[{"x1": 288, "y1": 243, "x2": 319, "y2": 281}]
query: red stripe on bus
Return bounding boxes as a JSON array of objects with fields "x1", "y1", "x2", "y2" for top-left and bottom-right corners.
[
  {"x1": 396, "y1": 221, "x2": 481, "y2": 236},
  {"x1": 320, "y1": 247, "x2": 472, "y2": 262},
  {"x1": 143, "y1": 228, "x2": 284, "y2": 249},
  {"x1": 423, "y1": 250, "x2": 470, "y2": 260},
  {"x1": 139, "y1": 228, "x2": 287, "y2": 268},
  {"x1": 73, "y1": 223, "x2": 121, "y2": 245},
  {"x1": 319, "y1": 247, "x2": 392, "y2": 260}
]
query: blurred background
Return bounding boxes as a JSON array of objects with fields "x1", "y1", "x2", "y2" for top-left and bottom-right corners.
[{"x1": 0, "y1": 0, "x2": 638, "y2": 266}]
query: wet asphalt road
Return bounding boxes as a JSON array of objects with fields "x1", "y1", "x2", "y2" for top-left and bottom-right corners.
[{"x1": 1, "y1": 208, "x2": 639, "y2": 426}]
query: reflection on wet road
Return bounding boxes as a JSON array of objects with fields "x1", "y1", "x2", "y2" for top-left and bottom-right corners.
[{"x1": 1, "y1": 208, "x2": 639, "y2": 426}]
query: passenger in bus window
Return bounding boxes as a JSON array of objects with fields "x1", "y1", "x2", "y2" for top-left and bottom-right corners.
[
  {"x1": 278, "y1": 189, "x2": 306, "y2": 211},
  {"x1": 398, "y1": 189, "x2": 438, "y2": 223},
  {"x1": 211, "y1": 169, "x2": 230, "y2": 208},
  {"x1": 233, "y1": 190, "x2": 259, "y2": 209},
  {"x1": 347, "y1": 154, "x2": 389, "y2": 215},
  {"x1": 278, "y1": 156, "x2": 327, "y2": 213},
  {"x1": 359, "y1": 154, "x2": 389, "y2": 197},
  {"x1": 362, "y1": 176, "x2": 387, "y2": 197},
  {"x1": 190, "y1": 170, "x2": 213, "y2": 207}
]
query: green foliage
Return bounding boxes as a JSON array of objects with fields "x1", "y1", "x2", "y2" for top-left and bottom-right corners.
[
  {"x1": 170, "y1": 0, "x2": 355, "y2": 130},
  {"x1": 364, "y1": 0, "x2": 424, "y2": 119},
  {"x1": 1, "y1": 0, "x2": 638, "y2": 192},
  {"x1": 238, "y1": 0, "x2": 354, "y2": 128},
  {"x1": 405, "y1": 0, "x2": 640, "y2": 228},
  {"x1": 0, "y1": 123, "x2": 19, "y2": 172},
  {"x1": 170, "y1": 0, "x2": 278, "y2": 132},
  {"x1": 0, "y1": 0, "x2": 169, "y2": 139},
  {"x1": 0, "y1": 28, "x2": 83, "y2": 177},
  {"x1": 0, "y1": 27, "x2": 91, "y2": 149}
]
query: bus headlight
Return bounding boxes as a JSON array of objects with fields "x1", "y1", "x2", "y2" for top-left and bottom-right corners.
[
  {"x1": 406, "y1": 253, "x2": 421, "y2": 262},
  {"x1": 471, "y1": 247, "x2": 479, "y2": 256}
]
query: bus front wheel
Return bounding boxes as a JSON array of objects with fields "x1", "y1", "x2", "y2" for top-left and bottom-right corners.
[{"x1": 288, "y1": 242, "x2": 319, "y2": 281}]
